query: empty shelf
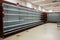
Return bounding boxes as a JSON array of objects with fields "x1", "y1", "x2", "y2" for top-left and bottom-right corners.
[
  {"x1": 4, "y1": 20, "x2": 24, "y2": 23},
  {"x1": 5, "y1": 14, "x2": 39, "y2": 16},
  {"x1": 4, "y1": 21, "x2": 40, "y2": 28}
]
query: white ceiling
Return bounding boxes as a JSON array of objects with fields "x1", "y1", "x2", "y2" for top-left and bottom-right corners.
[{"x1": 23, "y1": 0, "x2": 60, "y2": 12}]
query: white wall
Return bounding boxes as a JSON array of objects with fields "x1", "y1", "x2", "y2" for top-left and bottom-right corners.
[
  {"x1": 5, "y1": 0, "x2": 40, "y2": 9},
  {"x1": 5, "y1": 0, "x2": 26, "y2": 6},
  {"x1": 5, "y1": 0, "x2": 18, "y2": 3}
]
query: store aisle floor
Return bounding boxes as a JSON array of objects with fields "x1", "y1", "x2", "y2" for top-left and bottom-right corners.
[{"x1": 4, "y1": 23, "x2": 60, "y2": 40}]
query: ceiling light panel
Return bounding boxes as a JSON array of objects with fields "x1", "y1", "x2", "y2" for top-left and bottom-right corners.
[{"x1": 31, "y1": 0, "x2": 45, "y2": 3}]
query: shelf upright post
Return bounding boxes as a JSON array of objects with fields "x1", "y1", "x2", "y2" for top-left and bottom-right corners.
[{"x1": 0, "y1": 0, "x2": 4, "y2": 38}]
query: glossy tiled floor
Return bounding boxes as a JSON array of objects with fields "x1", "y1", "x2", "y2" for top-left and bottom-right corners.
[{"x1": 4, "y1": 23, "x2": 60, "y2": 40}]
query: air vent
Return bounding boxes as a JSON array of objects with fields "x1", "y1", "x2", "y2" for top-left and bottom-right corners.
[
  {"x1": 53, "y1": 4, "x2": 60, "y2": 7},
  {"x1": 52, "y1": 0, "x2": 57, "y2": 2},
  {"x1": 52, "y1": 0, "x2": 60, "y2": 2}
]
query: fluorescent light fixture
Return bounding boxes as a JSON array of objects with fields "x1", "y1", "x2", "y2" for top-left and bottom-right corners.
[
  {"x1": 48, "y1": 10, "x2": 53, "y2": 12},
  {"x1": 26, "y1": 2, "x2": 33, "y2": 8},
  {"x1": 42, "y1": 9, "x2": 46, "y2": 11},
  {"x1": 32, "y1": 0, "x2": 45, "y2": 3},
  {"x1": 38, "y1": 7, "x2": 42, "y2": 10}
]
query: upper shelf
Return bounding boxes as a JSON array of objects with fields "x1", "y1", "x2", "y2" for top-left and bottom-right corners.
[
  {"x1": 3, "y1": 8, "x2": 34, "y2": 13},
  {"x1": 3, "y1": 8, "x2": 40, "y2": 14}
]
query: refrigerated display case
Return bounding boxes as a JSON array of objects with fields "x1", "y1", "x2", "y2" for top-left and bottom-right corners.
[{"x1": 1, "y1": 1, "x2": 42, "y2": 38}]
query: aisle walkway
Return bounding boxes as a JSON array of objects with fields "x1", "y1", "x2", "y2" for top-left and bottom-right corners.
[{"x1": 4, "y1": 23, "x2": 60, "y2": 40}]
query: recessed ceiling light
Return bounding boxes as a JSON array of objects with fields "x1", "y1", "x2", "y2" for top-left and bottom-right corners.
[
  {"x1": 42, "y1": 0, "x2": 45, "y2": 1},
  {"x1": 32, "y1": 0, "x2": 45, "y2": 3}
]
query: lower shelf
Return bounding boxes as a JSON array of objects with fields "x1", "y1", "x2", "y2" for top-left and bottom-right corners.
[{"x1": 3, "y1": 21, "x2": 43, "y2": 38}]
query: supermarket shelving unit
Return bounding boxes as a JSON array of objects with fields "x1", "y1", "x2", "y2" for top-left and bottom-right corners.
[
  {"x1": 41, "y1": 12, "x2": 47, "y2": 23},
  {"x1": 0, "y1": 1, "x2": 43, "y2": 38}
]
